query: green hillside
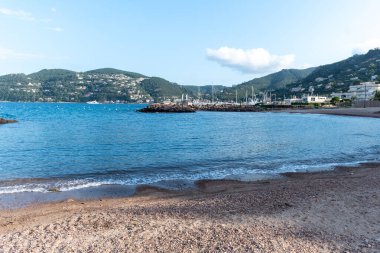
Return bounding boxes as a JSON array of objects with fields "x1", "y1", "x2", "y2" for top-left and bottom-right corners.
[
  {"x1": 286, "y1": 49, "x2": 380, "y2": 95},
  {"x1": 0, "y1": 68, "x2": 152, "y2": 102},
  {"x1": 0, "y1": 73, "x2": 28, "y2": 83},
  {"x1": 0, "y1": 68, "x2": 195, "y2": 103},
  {"x1": 28, "y1": 69, "x2": 76, "y2": 82},
  {"x1": 85, "y1": 68, "x2": 146, "y2": 78},
  {"x1": 238, "y1": 68, "x2": 316, "y2": 90},
  {"x1": 140, "y1": 77, "x2": 192, "y2": 101},
  {"x1": 213, "y1": 67, "x2": 316, "y2": 101}
]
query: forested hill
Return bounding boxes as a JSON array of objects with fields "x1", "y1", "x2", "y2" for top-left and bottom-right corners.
[
  {"x1": 0, "y1": 49, "x2": 379, "y2": 103},
  {"x1": 210, "y1": 49, "x2": 380, "y2": 100},
  {"x1": 0, "y1": 68, "x2": 191, "y2": 103},
  {"x1": 213, "y1": 68, "x2": 316, "y2": 101},
  {"x1": 285, "y1": 48, "x2": 380, "y2": 95}
]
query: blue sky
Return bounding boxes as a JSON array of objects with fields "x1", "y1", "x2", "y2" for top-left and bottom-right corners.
[{"x1": 1, "y1": 0, "x2": 380, "y2": 86}]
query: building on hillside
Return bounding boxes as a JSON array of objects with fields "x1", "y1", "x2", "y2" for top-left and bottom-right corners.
[{"x1": 331, "y1": 82, "x2": 380, "y2": 100}]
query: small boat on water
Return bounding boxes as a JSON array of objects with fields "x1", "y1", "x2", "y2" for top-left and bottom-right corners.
[{"x1": 86, "y1": 100, "x2": 100, "y2": 104}]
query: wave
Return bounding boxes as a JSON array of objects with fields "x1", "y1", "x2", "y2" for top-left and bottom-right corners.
[
  {"x1": 0, "y1": 159, "x2": 376, "y2": 195},
  {"x1": 0, "y1": 179, "x2": 124, "y2": 194},
  {"x1": 275, "y1": 161, "x2": 365, "y2": 173}
]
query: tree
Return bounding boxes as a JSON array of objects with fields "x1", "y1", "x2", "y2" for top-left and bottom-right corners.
[
  {"x1": 330, "y1": 96, "x2": 340, "y2": 105},
  {"x1": 374, "y1": 91, "x2": 380, "y2": 101}
]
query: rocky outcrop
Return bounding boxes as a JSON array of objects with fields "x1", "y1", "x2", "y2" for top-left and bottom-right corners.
[
  {"x1": 195, "y1": 104, "x2": 294, "y2": 112},
  {"x1": 138, "y1": 103, "x2": 296, "y2": 113},
  {"x1": 0, "y1": 118, "x2": 17, "y2": 124},
  {"x1": 138, "y1": 104, "x2": 196, "y2": 113},
  {"x1": 195, "y1": 104, "x2": 264, "y2": 112}
]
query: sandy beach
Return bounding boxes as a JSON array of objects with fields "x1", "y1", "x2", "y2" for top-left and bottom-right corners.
[
  {"x1": 287, "y1": 107, "x2": 380, "y2": 118},
  {"x1": 0, "y1": 163, "x2": 379, "y2": 252}
]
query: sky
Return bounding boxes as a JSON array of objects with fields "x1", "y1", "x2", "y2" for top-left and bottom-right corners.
[{"x1": 1, "y1": 0, "x2": 380, "y2": 86}]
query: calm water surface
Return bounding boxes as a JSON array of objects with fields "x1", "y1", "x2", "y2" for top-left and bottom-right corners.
[{"x1": 1, "y1": 102, "x2": 380, "y2": 194}]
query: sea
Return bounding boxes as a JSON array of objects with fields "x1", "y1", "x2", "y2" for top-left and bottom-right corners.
[{"x1": 1, "y1": 102, "x2": 380, "y2": 208}]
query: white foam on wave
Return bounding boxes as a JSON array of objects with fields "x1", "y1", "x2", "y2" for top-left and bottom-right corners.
[
  {"x1": 0, "y1": 160, "x2": 374, "y2": 195},
  {"x1": 58, "y1": 181, "x2": 109, "y2": 191},
  {"x1": 0, "y1": 185, "x2": 48, "y2": 194},
  {"x1": 275, "y1": 160, "x2": 366, "y2": 173},
  {"x1": 0, "y1": 179, "x2": 121, "y2": 194}
]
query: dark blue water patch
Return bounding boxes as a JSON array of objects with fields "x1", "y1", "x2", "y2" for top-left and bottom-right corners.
[{"x1": 0, "y1": 102, "x2": 380, "y2": 195}]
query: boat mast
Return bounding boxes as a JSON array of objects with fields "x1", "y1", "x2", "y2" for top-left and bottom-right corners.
[
  {"x1": 211, "y1": 84, "x2": 214, "y2": 104},
  {"x1": 251, "y1": 86, "x2": 254, "y2": 103}
]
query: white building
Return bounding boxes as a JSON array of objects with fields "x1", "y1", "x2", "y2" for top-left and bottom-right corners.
[
  {"x1": 303, "y1": 95, "x2": 330, "y2": 103},
  {"x1": 283, "y1": 95, "x2": 329, "y2": 105},
  {"x1": 332, "y1": 82, "x2": 380, "y2": 100},
  {"x1": 331, "y1": 91, "x2": 352, "y2": 100},
  {"x1": 284, "y1": 96, "x2": 303, "y2": 105}
]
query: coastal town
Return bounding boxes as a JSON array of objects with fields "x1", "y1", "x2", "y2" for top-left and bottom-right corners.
[
  {"x1": 0, "y1": 70, "x2": 153, "y2": 104},
  {"x1": 140, "y1": 81, "x2": 380, "y2": 113}
]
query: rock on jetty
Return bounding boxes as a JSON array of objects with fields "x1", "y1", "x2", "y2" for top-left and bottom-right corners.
[
  {"x1": 195, "y1": 104, "x2": 264, "y2": 112},
  {"x1": 138, "y1": 104, "x2": 196, "y2": 113},
  {"x1": 194, "y1": 104, "x2": 294, "y2": 112},
  {"x1": 0, "y1": 118, "x2": 17, "y2": 124},
  {"x1": 138, "y1": 103, "x2": 296, "y2": 113}
]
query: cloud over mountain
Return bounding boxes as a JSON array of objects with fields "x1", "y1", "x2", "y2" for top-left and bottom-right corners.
[{"x1": 206, "y1": 47, "x2": 295, "y2": 74}]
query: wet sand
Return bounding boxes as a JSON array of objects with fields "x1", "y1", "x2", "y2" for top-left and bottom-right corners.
[
  {"x1": 0, "y1": 163, "x2": 379, "y2": 252},
  {"x1": 287, "y1": 107, "x2": 380, "y2": 118}
]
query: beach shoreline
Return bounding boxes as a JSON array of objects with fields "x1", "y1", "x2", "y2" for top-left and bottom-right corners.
[
  {"x1": 1, "y1": 162, "x2": 379, "y2": 252},
  {"x1": 283, "y1": 106, "x2": 380, "y2": 118}
]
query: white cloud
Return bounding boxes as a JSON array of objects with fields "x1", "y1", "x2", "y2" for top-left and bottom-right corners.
[
  {"x1": 50, "y1": 27, "x2": 63, "y2": 32},
  {"x1": 51, "y1": 7, "x2": 57, "y2": 12},
  {"x1": 206, "y1": 47, "x2": 295, "y2": 74},
  {"x1": 0, "y1": 47, "x2": 42, "y2": 60},
  {"x1": 0, "y1": 7, "x2": 35, "y2": 21},
  {"x1": 352, "y1": 39, "x2": 380, "y2": 54}
]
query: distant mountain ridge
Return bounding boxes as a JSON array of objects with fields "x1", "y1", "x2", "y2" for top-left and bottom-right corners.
[
  {"x1": 0, "y1": 68, "x2": 186, "y2": 103},
  {"x1": 236, "y1": 68, "x2": 316, "y2": 90},
  {"x1": 0, "y1": 49, "x2": 379, "y2": 103},
  {"x1": 213, "y1": 68, "x2": 316, "y2": 101},
  {"x1": 209, "y1": 49, "x2": 380, "y2": 101},
  {"x1": 286, "y1": 48, "x2": 380, "y2": 95},
  {"x1": 85, "y1": 68, "x2": 146, "y2": 78}
]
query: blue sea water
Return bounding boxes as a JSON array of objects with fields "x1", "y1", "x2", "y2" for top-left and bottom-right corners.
[{"x1": 1, "y1": 102, "x2": 380, "y2": 195}]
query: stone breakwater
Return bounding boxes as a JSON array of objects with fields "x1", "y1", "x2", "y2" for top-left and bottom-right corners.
[
  {"x1": 195, "y1": 104, "x2": 265, "y2": 112},
  {"x1": 137, "y1": 104, "x2": 196, "y2": 113},
  {"x1": 138, "y1": 103, "x2": 294, "y2": 113},
  {"x1": 0, "y1": 118, "x2": 17, "y2": 124}
]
